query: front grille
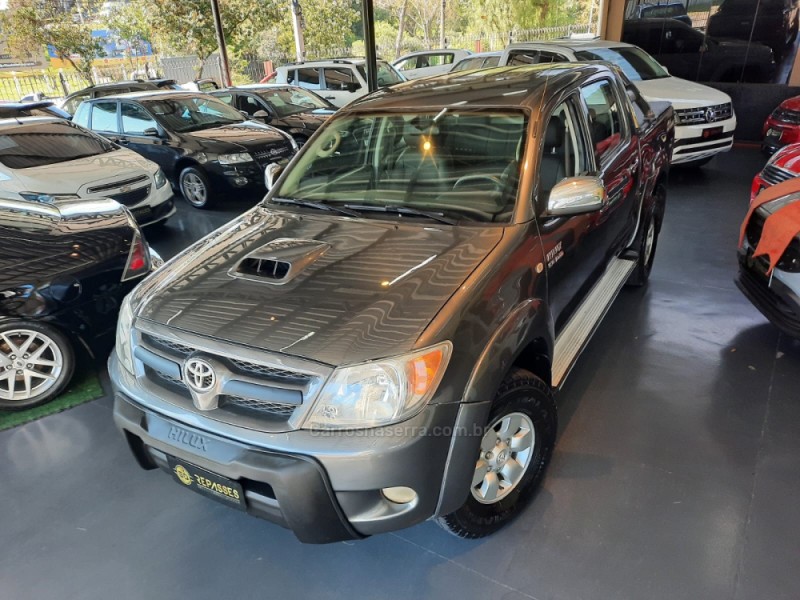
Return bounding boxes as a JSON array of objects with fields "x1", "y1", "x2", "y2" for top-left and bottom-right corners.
[
  {"x1": 87, "y1": 174, "x2": 149, "y2": 194},
  {"x1": 675, "y1": 102, "x2": 733, "y2": 126},
  {"x1": 110, "y1": 185, "x2": 151, "y2": 206},
  {"x1": 253, "y1": 145, "x2": 292, "y2": 163},
  {"x1": 138, "y1": 332, "x2": 315, "y2": 423},
  {"x1": 743, "y1": 209, "x2": 800, "y2": 273},
  {"x1": 221, "y1": 395, "x2": 297, "y2": 418},
  {"x1": 761, "y1": 164, "x2": 797, "y2": 186},
  {"x1": 772, "y1": 107, "x2": 800, "y2": 125}
]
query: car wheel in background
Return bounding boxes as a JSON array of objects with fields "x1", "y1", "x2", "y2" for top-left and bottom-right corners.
[
  {"x1": 0, "y1": 322, "x2": 75, "y2": 410},
  {"x1": 179, "y1": 166, "x2": 212, "y2": 209},
  {"x1": 437, "y1": 368, "x2": 557, "y2": 539}
]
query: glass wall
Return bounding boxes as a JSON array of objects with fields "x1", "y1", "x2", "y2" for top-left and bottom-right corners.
[{"x1": 622, "y1": 0, "x2": 800, "y2": 83}]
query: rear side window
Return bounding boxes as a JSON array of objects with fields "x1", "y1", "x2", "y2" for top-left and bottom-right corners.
[
  {"x1": 0, "y1": 121, "x2": 115, "y2": 169},
  {"x1": 395, "y1": 57, "x2": 418, "y2": 71},
  {"x1": 507, "y1": 49, "x2": 567, "y2": 66},
  {"x1": 290, "y1": 68, "x2": 321, "y2": 90},
  {"x1": 452, "y1": 57, "x2": 484, "y2": 72},
  {"x1": 90, "y1": 101, "x2": 119, "y2": 132},
  {"x1": 580, "y1": 79, "x2": 625, "y2": 163},
  {"x1": 63, "y1": 92, "x2": 89, "y2": 115}
]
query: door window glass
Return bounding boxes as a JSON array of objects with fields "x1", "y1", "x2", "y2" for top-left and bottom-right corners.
[
  {"x1": 580, "y1": 79, "x2": 625, "y2": 163},
  {"x1": 290, "y1": 68, "x2": 321, "y2": 90},
  {"x1": 323, "y1": 67, "x2": 362, "y2": 92},
  {"x1": 121, "y1": 103, "x2": 158, "y2": 135},
  {"x1": 540, "y1": 100, "x2": 591, "y2": 197},
  {"x1": 90, "y1": 101, "x2": 118, "y2": 132}
]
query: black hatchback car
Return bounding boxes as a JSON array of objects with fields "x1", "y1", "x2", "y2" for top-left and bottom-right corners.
[
  {"x1": 0, "y1": 196, "x2": 157, "y2": 410},
  {"x1": 210, "y1": 85, "x2": 335, "y2": 146},
  {"x1": 73, "y1": 91, "x2": 297, "y2": 208}
]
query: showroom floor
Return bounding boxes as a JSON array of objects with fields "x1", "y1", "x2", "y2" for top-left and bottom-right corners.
[{"x1": 1, "y1": 146, "x2": 798, "y2": 600}]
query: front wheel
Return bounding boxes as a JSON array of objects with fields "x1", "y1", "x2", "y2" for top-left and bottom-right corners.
[
  {"x1": 179, "y1": 166, "x2": 212, "y2": 209},
  {"x1": 0, "y1": 322, "x2": 75, "y2": 410},
  {"x1": 437, "y1": 368, "x2": 557, "y2": 539}
]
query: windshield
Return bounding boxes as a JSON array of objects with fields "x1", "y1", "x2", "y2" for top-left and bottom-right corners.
[
  {"x1": 356, "y1": 61, "x2": 406, "y2": 86},
  {"x1": 574, "y1": 47, "x2": 669, "y2": 81},
  {"x1": 273, "y1": 110, "x2": 528, "y2": 223},
  {"x1": 142, "y1": 95, "x2": 245, "y2": 132},
  {"x1": 0, "y1": 121, "x2": 116, "y2": 169},
  {"x1": 256, "y1": 88, "x2": 330, "y2": 117}
]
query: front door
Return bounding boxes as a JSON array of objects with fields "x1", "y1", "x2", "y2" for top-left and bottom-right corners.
[{"x1": 118, "y1": 102, "x2": 173, "y2": 174}]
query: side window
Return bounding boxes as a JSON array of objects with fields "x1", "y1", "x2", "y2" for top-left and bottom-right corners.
[
  {"x1": 64, "y1": 93, "x2": 89, "y2": 115},
  {"x1": 395, "y1": 57, "x2": 417, "y2": 71},
  {"x1": 214, "y1": 93, "x2": 234, "y2": 106},
  {"x1": 323, "y1": 67, "x2": 362, "y2": 92},
  {"x1": 540, "y1": 99, "x2": 591, "y2": 196},
  {"x1": 580, "y1": 79, "x2": 625, "y2": 163},
  {"x1": 90, "y1": 101, "x2": 118, "y2": 132},
  {"x1": 506, "y1": 49, "x2": 567, "y2": 66},
  {"x1": 235, "y1": 95, "x2": 260, "y2": 115},
  {"x1": 537, "y1": 51, "x2": 567, "y2": 64},
  {"x1": 292, "y1": 68, "x2": 321, "y2": 90},
  {"x1": 121, "y1": 103, "x2": 157, "y2": 135}
]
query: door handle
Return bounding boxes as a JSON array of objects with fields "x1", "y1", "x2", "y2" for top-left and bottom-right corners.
[{"x1": 323, "y1": 96, "x2": 335, "y2": 100}]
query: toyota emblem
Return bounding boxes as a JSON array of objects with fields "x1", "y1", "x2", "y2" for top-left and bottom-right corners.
[
  {"x1": 705, "y1": 108, "x2": 716, "y2": 123},
  {"x1": 184, "y1": 357, "x2": 216, "y2": 393}
]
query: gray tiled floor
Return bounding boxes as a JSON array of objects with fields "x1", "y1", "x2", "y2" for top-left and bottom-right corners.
[{"x1": 1, "y1": 147, "x2": 798, "y2": 600}]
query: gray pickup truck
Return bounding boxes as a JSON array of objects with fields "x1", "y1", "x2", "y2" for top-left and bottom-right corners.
[{"x1": 110, "y1": 63, "x2": 674, "y2": 543}]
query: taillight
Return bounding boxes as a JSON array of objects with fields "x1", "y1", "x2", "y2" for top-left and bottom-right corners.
[{"x1": 122, "y1": 231, "x2": 150, "y2": 281}]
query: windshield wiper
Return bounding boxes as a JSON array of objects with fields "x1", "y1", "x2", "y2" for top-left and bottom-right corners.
[
  {"x1": 343, "y1": 204, "x2": 456, "y2": 225},
  {"x1": 272, "y1": 197, "x2": 361, "y2": 217}
]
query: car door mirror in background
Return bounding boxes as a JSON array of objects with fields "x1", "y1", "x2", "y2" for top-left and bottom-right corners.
[
  {"x1": 253, "y1": 110, "x2": 271, "y2": 122},
  {"x1": 143, "y1": 127, "x2": 160, "y2": 137},
  {"x1": 546, "y1": 176, "x2": 606, "y2": 216},
  {"x1": 265, "y1": 162, "x2": 283, "y2": 191}
]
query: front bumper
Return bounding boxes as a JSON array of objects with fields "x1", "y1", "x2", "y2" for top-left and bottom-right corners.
[
  {"x1": 761, "y1": 121, "x2": 800, "y2": 154},
  {"x1": 736, "y1": 250, "x2": 800, "y2": 338},
  {"x1": 671, "y1": 116, "x2": 736, "y2": 164},
  {"x1": 110, "y1": 352, "x2": 486, "y2": 542},
  {"x1": 205, "y1": 162, "x2": 268, "y2": 192}
]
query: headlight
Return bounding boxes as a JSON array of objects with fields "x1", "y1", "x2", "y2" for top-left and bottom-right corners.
[
  {"x1": 115, "y1": 294, "x2": 135, "y2": 375},
  {"x1": 19, "y1": 192, "x2": 80, "y2": 203},
  {"x1": 218, "y1": 152, "x2": 254, "y2": 165},
  {"x1": 153, "y1": 169, "x2": 168, "y2": 188},
  {"x1": 303, "y1": 342, "x2": 452, "y2": 430}
]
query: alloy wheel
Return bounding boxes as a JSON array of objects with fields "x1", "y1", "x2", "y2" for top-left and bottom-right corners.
[
  {"x1": 182, "y1": 173, "x2": 208, "y2": 207},
  {"x1": 0, "y1": 329, "x2": 64, "y2": 402},
  {"x1": 471, "y1": 411, "x2": 535, "y2": 504}
]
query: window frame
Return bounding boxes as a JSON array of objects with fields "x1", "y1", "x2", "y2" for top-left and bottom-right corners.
[
  {"x1": 576, "y1": 76, "x2": 632, "y2": 168},
  {"x1": 120, "y1": 101, "x2": 160, "y2": 136}
]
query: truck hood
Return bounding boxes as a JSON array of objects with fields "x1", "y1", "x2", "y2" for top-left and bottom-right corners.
[
  {"x1": 635, "y1": 77, "x2": 732, "y2": 110},
  {"x1": 9, "y1": 148, "x2": 155, "y2": 196},
  {"x1": 137, "y1": 207, "x2": 503, "y2": 365}
]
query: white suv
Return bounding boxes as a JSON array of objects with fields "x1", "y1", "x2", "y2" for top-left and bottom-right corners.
[
  {"x1": 273, "y1": 58, "x2": 405, "y2": 108},
  {"x1": 0, "y1": 118, "x2": 174, "y2": 225},
  {"x1": 392, "y1": 49, "x2": 471, "y2": 79},
  {"x1": 498, "y1": 41, "x2": 737, "y2": 167}
]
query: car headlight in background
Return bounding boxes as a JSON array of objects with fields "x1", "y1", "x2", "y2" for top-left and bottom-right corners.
[
  {"x1": 116, "y1": 294, "x2": 135, "y2": 375},
  {"x1": 303, "y1": 342, "x2": 452, "y2": 430},
  {"x1": 19, "y1": 192, "x2": 80, "y2": 203},
  {"x1": 218, "y1": 152, "x2": 254, "y2": 165},
  {"x1": 154, "y1": 169, "x2": 168, "y2": 188}
]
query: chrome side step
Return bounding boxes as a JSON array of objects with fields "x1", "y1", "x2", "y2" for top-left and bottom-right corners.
[{"x1": 552, "y1": 257, "x2": 637, "y2": 389}]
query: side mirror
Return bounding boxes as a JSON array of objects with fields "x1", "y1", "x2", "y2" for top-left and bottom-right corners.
[
  {"x1": 239, "y1": 110, "x2": 250, "y2": 118},
  {"x1": 546, "y1": 176, "x2": 606, "y2": 216},
  {"x1": 253, "y1": 109, "x2": 271, "y2": 122},
  {"x1": 265, "y1": 162, "x2": 283, "y2": 191},
  {"x1": 660, "y1": 63, "x2": 670, "y2": 75},
  {"x1": 143, "y1": 127, "x2": 160, "y2": 137}
]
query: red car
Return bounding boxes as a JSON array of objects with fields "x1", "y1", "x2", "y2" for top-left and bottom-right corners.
[
  {"x1": 763, "y1": 95, "x2": 800, "y2": 153},
  {"x1": 752, "y1": 142, "x2": 800, "y2": 202}
]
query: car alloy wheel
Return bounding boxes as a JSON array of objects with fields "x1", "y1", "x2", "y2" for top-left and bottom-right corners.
[
  {"x1": 471, "y1": 411, "x2": 535, "y2": 504},
  {"x1": 0, "y1": 329, "x2": 65, "y2": 404}
]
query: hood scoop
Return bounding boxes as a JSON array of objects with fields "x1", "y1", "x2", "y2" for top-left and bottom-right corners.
[{"x1": 229, "y1": 238, "x2": 330, "y2": 285}]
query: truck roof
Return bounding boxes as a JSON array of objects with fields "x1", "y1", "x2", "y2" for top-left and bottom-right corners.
[{"x1": 347, "y1": 63, "x2": 613, "y2": 111}]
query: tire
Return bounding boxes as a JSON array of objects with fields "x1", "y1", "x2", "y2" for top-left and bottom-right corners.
[
  {"x1": 627, "y1": 189, "x2": 662, "y2": 288},
  {"x1": 437, "y1": 368, "x2": 557, "y2": 539},
  {"x1": 179, "y1": 166, "x2": 212, "y2": 209},
  {"x1": 0, "y1": 321, "x2": 75, "y2": 411}
]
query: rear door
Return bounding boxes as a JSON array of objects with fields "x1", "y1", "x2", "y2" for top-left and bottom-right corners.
[{"x1": 320, "y1": 67, "x2": 364, "y2": 107}]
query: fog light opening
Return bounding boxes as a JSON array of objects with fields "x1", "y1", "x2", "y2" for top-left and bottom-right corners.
[
  {"x1": 382, "y1": 486, "x2": 417, "y2": 504},
  {"x1": 233, "y1": 176, "x2": 249, "y2": 187}
]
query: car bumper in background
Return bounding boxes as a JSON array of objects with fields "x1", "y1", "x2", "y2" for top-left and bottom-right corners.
[
  {"x1": 761, "y1": 120, "x2": 800, "y2": 154},
  {"x1": 736, "y1": 249, "x2": 800, "y2": 338},
  {"x1": 672, "y1": 116, "x2": 736, "y2": 164}
]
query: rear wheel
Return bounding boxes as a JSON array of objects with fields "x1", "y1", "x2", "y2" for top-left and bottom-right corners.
[
  {"x1": 0, "y1": 322, "x2": 75, "y2": 410},
  {"x1": 628, "y1": 187, "x2": 663, "y2": 288},
  {"x1": 179, "y1": 166, "x2": 212, "y2": 209},
  {"x1": 437, "y1": 368, "x2": 557, "y2": 539}
]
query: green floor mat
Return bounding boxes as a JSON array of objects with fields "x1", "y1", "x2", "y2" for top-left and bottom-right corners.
[{"x1": 0, "y1": 370, "x2": 104, "y2": 432}]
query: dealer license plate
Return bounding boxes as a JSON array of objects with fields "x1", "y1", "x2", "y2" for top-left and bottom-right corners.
[
  {"x1": 703, "y1": 126, "x2": 723, "y2": 139},
  {"x1": 767, "y1": 128, "x2": 783, "y2": 140},
  {"x1": 167, "y1": 456, "x2": 246, "y2": 511}
]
